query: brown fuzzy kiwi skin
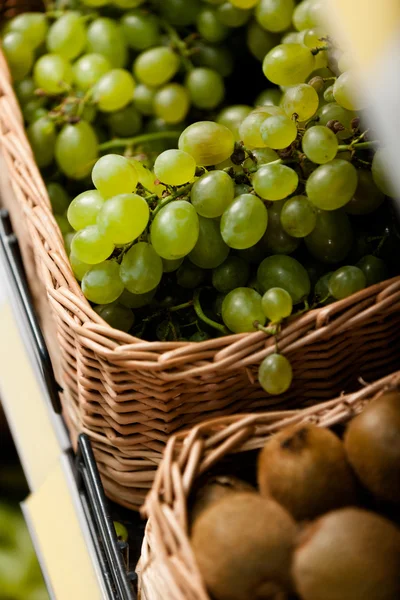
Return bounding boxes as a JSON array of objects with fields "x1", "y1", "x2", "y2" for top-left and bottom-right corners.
[
  {"x1": 257, "y1": 424, "x2": 358, "y2": 521},
  {"x1": 191, "y1": 492, "x2": 297, "y2": 600},
  {"x1": 344, "y1": 390, "x2": 400, "y2": 505},
  {"x1": 292, "y1": 507, "x2": 400, "y2": 600}
]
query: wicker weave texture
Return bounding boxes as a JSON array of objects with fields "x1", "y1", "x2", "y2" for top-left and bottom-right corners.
[
  {"x1": 139, "y1": 369, "x2": 400, "y2": 600},
  {"x1": 1, "y1": 3, "x2": 400, "y2": 508}
]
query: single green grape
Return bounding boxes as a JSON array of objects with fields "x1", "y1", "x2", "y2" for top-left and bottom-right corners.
[
  {"x1": 356, "y1": 255, "x2": 388, "y2": 286},
  {"x1": 190, "y1": 170, "x2": 235, "y2": 218},
  {"x1": 94, "y1": 303, "x2": 134, "y2": 332},
  {"x1": 257, "y1": 255, "x2": 310, "y2": 303},
  {"x1": 212, "y1": 256, "x2": 249, "y2": 293},
  {"x1": 191, "y1": 42, "x2": 234, "y2": 77},
  {"x1": 73, "y1": 53, "x2": 111, "y2": 91},
  {"x1": 120, "y1": 10, "x2": 161, "y2": 51},
  {"x1": 246, "y1": 20, "x2": 278, "y2": 62},
  {"x1": 179, "y1": 121, "x2": 235, "y2": 166},
  {"x1": 217, "y1": 3, "x2": 252, "y2": 27},
  {"x1": 282, "y1": 83, "x2": 319, "y2": 121},
  {"x1": 153, "y1": 150, "x2": 196, "y2": 186},
  {"x1": 255, "y1": 0, "x2": 295, "y2": 33},
  {"x1": 345, "y1": 170, "x2": 385, "y2": 215},
  {"x1": 258, "y1": 353, "x2": 292, "y2": 394},
  {"x1": 86, "y1": 18, "x2": 128, "y2": 68},
  {"x1": 263, "y1": 44, "x2": 315, "y2": 86},
  {"x1": 260, "y1": 114, "x2": 297, "y2": 149},
  {"x1": 15, "y1": 77, "x2": 35, "y2": 104},
  {"x1": 230, "y1": 0, "x2": 258, "y2": 7},
  {"x1": 154, "y1": 83, "x2": 190, "y2": 124},
  {"x1": 119, "y1": 287, "x2": 156, "y2": 308},
  {"x1": 159, "y1": 0, "x2": 201, "y2": 26},
  {"x1": 27, "y1": 117, "x2": 56, "y2": 168},
  {"x1": 190, "y1": 331, "x2": 211, "y2": 342},
  {"x1": 33, "y1": 53, "x2": 73, "y2": 95},
  {"x1": 162, "y1": 257, "x2": 184, "y2": 272},
  {"x1": 263, "y1": 201, "x2": 300, "y2": 254},
  {"x1": 280, "y1": 195, "x2": 316, "y2": 237},
  {"x1": 305, "y1": 209, "x2": 353, "y2": 264},
  {"x1": 261, "y1": 287, "x2": 293, "y2": 322},
  {"x1": 306, "y1": 159, "x2": 358, "y2": 210},
  {"x1": 82, "y1": 260, "x2": 124, "y2": 304},
  {"x1": 328, "y1": 266, "x2": 366, "y2": 300},
  {"x1": 281, "y1": 31, "x2": 303, "y2": 43},
  {"x1": 55, "y1": 214, "x2": 72, "y2": 235},
  {"x1": 133, "y1": 46, "x2": 180, "y2": 87},
  {"x1": 22, "y1": 99, "x2": 47, "y2": 123},
  {"x1": 317, "y1": 102, "x2": 355, "y2": 140},
  {"x1": 120, "y1": 242, "x2": 163, "y2": 294},
  {"x1": 176, "y1": 262, "x2": 206, "y2": 289},
  {"x1": 333, "y1": 71, "x2": 366, "y2": 111},
  {"x1": 71, "y1": 225, "x2": 114, "y2": 264},
  {"x1": 2, "y1": 31, "x2": 34, "y2": 81},
  {"x1": 92, "y1": 154, "x2": 138, "y2": 198},
  {"x1": 132, "y1": 83, "x2": 156, "y2": 115},
  {"x1": 292, "y1": 0, "x2": 314, "y2": 31},
  {"x1": 222, "y1": 287, "x2": 265, "y2": 333},
  {"x1": 371, "y1": 148, "x2": 397, "y2": 197},
  {"x1": 63, "y1": 232, "x2": 75, "y2": 254},
  {"x1": 151, "y1": 201, "x2": 199, "y2": 260},
  {"x1": 239, "y1": 106, "x2": 283, "y2": 148},
  {"x1": 220, "y1": 194, "x2": 268, "y2": 249},
  {"x1": 7, "y1": 12, "x2": 48, "y2": 49},
  {"x1": 189, "y1": 216, "x2": 229, "y2": 269},
  {"x1": 323, "y1": 84, "x2": 335, "y2": 103},
  {"x1": 252, "y1": 164, "x2": 299, "y2": 201},
  {"x1": 255, "y1": 88, "x2": 282, "y2": 107},
  {"x1": 314, "y1": 271, "x2": 333, "y2": 303},
  {"x1": 46, "y1": 12, "x2": 86, "y2": 61},
  {"x1": 97, "y1": 194, "x2": 149, "y2": 245},
  {"x1": 302, "y1": 125, "x2": 338, "y2": 164},
  {"x1": 235, "y1": 183, "x2": 252, "y2": 196},
  {"x1": 246, "y1": 147, "x2": 279, "y2": 167},
  {"x1": 47, "y1": 182, "x2": 70, "y2": 215},
  {"x1": 108, "y1": 104, "x2": 143, "y2": 137},
  {"x1": 93, "y1": 69, "x2": 135, "y2": 113},
  {"x1": 70, "y1": 253, "x2": 91, "y2": 281},
  {"x1": 185, "y1": 67, "x2": 225, "y2": 110},
  {"x1": 196, "y1": 7, "x2": 228, "y2": 43},
  {"x1": 68, "y1": 190, "x2": 104, "y2": 231},
  {"x1": 303, "y1": 27, "x2": 328, "y2": 49}
]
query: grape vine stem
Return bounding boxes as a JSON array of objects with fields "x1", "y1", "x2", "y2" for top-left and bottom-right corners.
[
  {"x1": 193, "y1": 289, "x2": 229, "y2": 335},
  {"x1": 338, "y1": 141, "x2": 379, "y2": 151},
  {"x1": 151, "y1": 183, "x2": 193, "y2": 218},
  {"x1": 98, "y1": 131, "x2": 181, "y2": 151}
]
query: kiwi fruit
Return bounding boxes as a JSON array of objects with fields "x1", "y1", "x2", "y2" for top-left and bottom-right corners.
[
  {"x1": 292, "y1": 507, "x2": 400, "y2": 600},
  {"x1": 190, "y1": 475, "x2": 256, "y2": 525},
  {"x1": 257, "y1": 423, "x2": 357, "y2": 521},
  {"x1": 344, "y1": 390, "x2": 400, "y2": 504},
  {"x1": 191, "y1": 492, "x2": 296, "y2": 600}
]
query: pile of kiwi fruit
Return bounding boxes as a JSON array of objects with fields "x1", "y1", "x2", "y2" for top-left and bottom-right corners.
[{"x1": 188, "y1": 388, "x2": 400, "y2": 600}]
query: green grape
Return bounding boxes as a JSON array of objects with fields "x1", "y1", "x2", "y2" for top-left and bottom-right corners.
[
  {"x1": 306, "y1": 159, "x2": 358, "y2": 210},
  {"x1": 282, "y1": 83, "x2": 319, "y2": 121},
  {"x1": 56, "y1": 122, "x2": 98, "y2": 180},
  {"x1": 185, "y1": 68, "x2": 225, "y2": 110},
  {"x1": 189, "y1": 216, "x2": 229, "y2": 268},
  {"x1": 255, "y1": 88, "x2": 282, "y2": 107},
  {"x1": 191, "y1": 42, "x2": 233, "y2": 77},
  {"x1": 113, "y1": 0, "x2": 146, "y2": 7},
  {"x1": 97, "y1": 194, "x2": 149, "y2": 244},
  {"x1": 15, "y1": 77, "x2": 35, "y2": 104},
  {"x1": 261, "y1": 287, "x2": 293, "y2": 321},
  {"x1": 73, "y1": 53, "x2": 111, "y2": 91},
  {"x1": 255, "y1": 0, "x2": 295, "y2": 33},
  {"x1": 108, "y1": 104, "x2": 142, "y2": 137},
  {"x1": 217, "y1": 105, "x2": 252, "y2": 140},
  {"x1": 220, "y1": 194, "x2": 268, "y2": 249},
  {"x1": 263, "y1": 200, "x2": 299, "y2": 254},
  {"x1": 120, "y1": 242, "x2": 163, "y2": 293},
  {"x1": 257, "y1": 255, "x2": 310, "y2": 303},
  {"x1": 22, "y1": 99, "x2": 46, "y2": 123},
  {"x1": 119, "y1": 287, "x2": 156, "y2": 308},
  {"x1": 214, "y1": 293, "x2": 225, "y2": 317},
  {"x1": 134, "y1": 46, "x2": 180, "y2": 87},
  {"x1": 154, "y1": 84, "x2": 190, "y2": 124},
  {"x1": 55, "y1": 214, "x2": 72, "y2": 235},
  {"x1": 222, "y1": 287, "x2": 265, "y2": 333},
  {"x1": 371, "y1": 148, "x2": 396, "y2": 197},
  {"x1": 133, "y1": 84, "x2": 156, "y2": 115},
  {"x1": 154, "y1": 150, "x2": 196, "y2": 186},
  {"x1": 333, "y1": 71, "x2": 365, "y2": 111},
  {"x1": 191, "y1": 170, "x2": 235, "y2": 218},
  {"x1": 82, "y1": 0, "x2": 108, "y2": 5},
  {"x1": 303, "y1": 27, "x2": 327, "y2": 49},
  {"x1": 323, "y1": 84, "x2": 335, "y2": 103},
  {"x1": 94, "y1": 302, "x2": 134, "y2": 332},
  {"x1": 258, "y1": 353, "x2": 292, "y2": 394},
  {"x1": 162, "y1": 257, "x2": 184, "y2": 272},
  {"x1": 7, "y1": 12, "x2": 48, "y2": 49},
  {"x1": 47, "y1": 182, "x2": 70, "y2": 215},
  {"x1": 151, "y1": 201, "x2": 199, "y2": 259},
  {"x1": 235, "y1": 183, "x2": 252, "y2": 195},
  {"x1": 70, "y1": 253, "x2": 91, "y2": 281},
  {"x1": 46, "y1": 12, "x2": 86, "y2": 61},
  {"x1": 92, "y1": 154, "x2": 138, "y2": 199},
  {"x1": 82, "y1": 261, "x2": 124, "y2": 304},
  {"x1": 305, "y1": 208, "x2": 353, "y2": 263},
  {"x1": 293, "y1": 0, "x2": 314, "y2": 31},
  {"x1": 65, "y1": 233, "x2": 75, "y2": 253},
  {"x1": 190, "y1": 331, "x2": 210, "y2": 342},
  {"x1": 217, "y1": 3, "x2": 251, "y2": 27},
  {"x1": 197, "y1": 7, "x2": 228, "y2": 43},
  {"x1": 86, "y1": 18, "x2": 128, "y2": 68},
  {"x1": 263, "y1": 44, "x2": 315, "y2": 86},
  {"x1": 3, "y1": 32, "x2": 34, "y2": 81},
  {"x1": 252, "y1": 164, "x2": 298, "y2": 201},
  {"x1": 230, "y1": 0, "x2": 258, "y2": 7},
  {"x1": 67, "y1": 190, "x2": 104, "y2": 231},
  {"x1": 236, "y1": 239, "x2": 266, "y2": 263},
  {"x1": 281, "y1": 31, "x2": 303, "y2": 43},
  {"x1": 27, "y1": 117, "x2": 56, "y2": 168},
  {"x1": 302, "y1": 125, "x2": 338, "y2": 164},
  {"x1": 356, "y1": 255, "x2": 388, "y2": 286},
  {"x1": 176, "y1": 262, "x2": 205, "y2": 289},
  {"x1": 314, "y1": 271, "x2": 333, "y2": 303},
  {"x1": 345, "y1": 170, "x2": 385, "y2": 215},
  {"x1": 71, "y1": 225, "x2": 114, "y2": 264},
  {"x1": 260, "y1": 114, "x2": 297, "y2": 149},
  {"x1": 120, "y1": 10, "x2": 160, "y2": 51},
  {"x1": 93, "y1": 69, "x2": 135, "y2": 113},
  {"x1": 280, "y1": 195, "x2": 316, "y2": 237},
  {"x1": 328, "y1": 266, "x2": 366, "y2": 300},
  {"x1": 212, "y1": 256, "x2": 249, "y2": 293},
  {"x1": 249, "y1": 147, "x2": 280, "y2": 166},
  {"x1": 317, "y1": 102, "x2": 355, "y2": 140},
  {"x1": 239, "y1": 106, "x2": 283, "y2": 147},
  {"x1": 179, "y1": 121, "x2": 235, "y2": 166},
  {"x1": 33, "y1": 53, "x2": 73, "y2": 95},
  {"x1": 246, "y1": 20, "x2": 278, "y2": 61},
  {"x1": 159, "y1": 0, "x2": 201, "y2": 26}
]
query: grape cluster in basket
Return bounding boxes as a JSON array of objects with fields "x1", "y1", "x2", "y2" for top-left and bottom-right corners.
[{"x1": 2, "y1": 0, "x2": 400, "y2": 395}]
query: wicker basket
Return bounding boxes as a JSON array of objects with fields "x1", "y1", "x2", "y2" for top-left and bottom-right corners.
[
  {"x1": 139, "y1": 369, "x2": 400, "y2": 600},
  {"x1": 1, "y1": 2, "x2": 400, "y2": 509}
]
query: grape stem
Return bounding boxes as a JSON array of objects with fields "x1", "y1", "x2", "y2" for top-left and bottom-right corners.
[
  {"x1": 151, "y1": 183, "x2": 193, "y2": 218},
  {"x1": 311, "y1": 46, "x2": 330, "y2": 55},
  {"x1": 193, "y1": 289, "x2": 229, "y2": 335},
  {"x1": 337, "y1": 141, "x2": 379, "y2": 151},
  {"x1": 160, "y1": 20, "x2": 194, "y2": 72},
  {"x1": 169, "y1": 300, "x2": 193, "y2": 312},
  {"x1": 254, "y1": 321, "x2": 279, "y2": 336},
  {"x1": 98, "y1": 131, "x2": 181, "y2": 151}
]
